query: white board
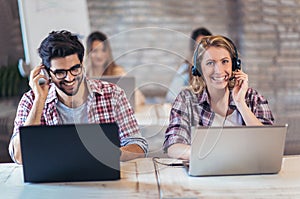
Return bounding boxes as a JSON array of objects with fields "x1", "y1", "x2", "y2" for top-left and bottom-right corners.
[{"x1": 18, "y1": 0, "x2": 91, "y2": 76}]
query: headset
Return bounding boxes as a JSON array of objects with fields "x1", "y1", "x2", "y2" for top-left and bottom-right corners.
[{"x1": 192, "y1": 36, "x2": 241, "y2": 77}]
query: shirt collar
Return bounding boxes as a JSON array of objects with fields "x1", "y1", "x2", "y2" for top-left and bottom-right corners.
[
  {"x1": 198, "y1": 88, "x2": 210, "y2": 105},
  {"x1": 85, "y1": 77, "x2": 104, "y2": 96},
  {"x1": 45, "y1": 83, "x2": 58, "y2": 104},
  {"x1": 198, "y1": 88, "x2": 237, "y2": 109}
]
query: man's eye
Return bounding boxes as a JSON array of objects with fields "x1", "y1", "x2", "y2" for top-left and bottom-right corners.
[
  {"x1": 72, "y1": 68, "x2": 80, "y2": 72},
  {"x1": 71, "y1": 65, "x2": 81, "y2": 71},
  {"x1": 56, "y1": 71, "x2": 65, "y2": 75}
]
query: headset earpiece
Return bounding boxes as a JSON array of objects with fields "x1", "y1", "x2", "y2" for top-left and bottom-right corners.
[
  {"x1": 192, "y1": 41, "x2": 202, "y2": 77},
  {"x1": 231, "y1": 54, "x2": 241, "y2": 71},
  {"x1": 224, "y1": 36, "x2": 241, "y2": 71},
  {"x1": 192, "y1": 65, "x2": 201, "y2": 76}
]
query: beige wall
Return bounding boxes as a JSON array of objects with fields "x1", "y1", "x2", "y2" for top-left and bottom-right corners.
[{"x1": 0, "y1": 0, "x2": 23, "y2": 67}]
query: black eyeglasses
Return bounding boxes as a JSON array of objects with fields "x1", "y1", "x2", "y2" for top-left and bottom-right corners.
[{"x1": 49, "y1": 64, "x2": 82, "y2": 79}]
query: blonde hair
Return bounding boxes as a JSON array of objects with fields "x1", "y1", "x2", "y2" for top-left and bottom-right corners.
[{"x1": 191, "y1": 35, "x2": 238, "y2": 94}]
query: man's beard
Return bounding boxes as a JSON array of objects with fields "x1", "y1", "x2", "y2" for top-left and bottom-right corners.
[{"x1": 56, "y1": 75, "x2": 84, "y2": 96}]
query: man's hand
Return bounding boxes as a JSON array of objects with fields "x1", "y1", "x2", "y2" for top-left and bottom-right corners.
[
  {"x1": 120, "y1": 144, "x2": 145, "y2": 161},
  {"x1": 29, "y1": 65, "x2": 50, "y2": 101}
]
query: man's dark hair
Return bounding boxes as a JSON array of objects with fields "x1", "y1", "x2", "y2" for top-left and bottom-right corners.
[
  {"x1": 38, "y1": 30, "x2": 84, "y2": 69},
  {"x1": 190, "y1": 27, "x2": 212, "y2": 52}
]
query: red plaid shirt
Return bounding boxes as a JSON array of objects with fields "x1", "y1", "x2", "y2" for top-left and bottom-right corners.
[
  {"x1": 163, "y1": 88, "x2": 274, "y2": 152},
  {"x1": 9, "y1": 78, "x2": 148, "y2": 162}
]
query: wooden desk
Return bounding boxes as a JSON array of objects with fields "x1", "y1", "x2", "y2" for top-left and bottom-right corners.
[
  {"x1": 0, "y1": 160, "x2": 158, "y2": 199},
  {"x1": 154, "y1": 156, "x2": 300, "y2": 198},
  {"x1": 1, "y1": 156, "x2": 300, "y2": 199}
]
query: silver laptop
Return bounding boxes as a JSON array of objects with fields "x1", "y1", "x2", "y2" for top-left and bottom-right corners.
[
  {"x1": 93, "y1": 76, "x2": 135, "y2": 109},
  {"x1": 185, "y1": 125, "x2": 288, "y2": 176}
]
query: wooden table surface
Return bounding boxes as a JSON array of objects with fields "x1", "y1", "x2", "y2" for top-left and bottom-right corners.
[{"x1": 1, "y1": 156, "x2": 300, "y2": 199}]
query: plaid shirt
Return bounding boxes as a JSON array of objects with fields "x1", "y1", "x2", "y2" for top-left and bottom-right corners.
[
  {"x1": 163, "y1": 88, "x2": 274, "y2": 152},
  {"x1": 9, "y1": 78, "x2": 148, "y2": 162}
]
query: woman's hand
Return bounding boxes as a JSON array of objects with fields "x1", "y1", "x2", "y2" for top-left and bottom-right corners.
[
  {"x1": 231, "y1": 69, "x2": 264, "y2": 126},
  {"x1": 167, "y1": 143, "x2": 191, "y2": 160},
  {"x1": 232, "y1": 69, "x2": 248, "y2": 105}
]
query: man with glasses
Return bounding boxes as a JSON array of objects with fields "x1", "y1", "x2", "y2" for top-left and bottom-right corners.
[{"x1": 9, "y1": 30, "x2": 148, "y2": 164}]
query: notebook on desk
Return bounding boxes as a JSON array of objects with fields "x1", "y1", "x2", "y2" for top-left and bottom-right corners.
[
  {"x1": 184, "y1": 125, "x2": 288, "y2": 176},
  {"x1": 20, "y1": 123, "x2": 121, "y2": 183}
]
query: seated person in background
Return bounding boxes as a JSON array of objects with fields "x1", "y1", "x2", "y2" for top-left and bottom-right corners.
[
  {"x1": 85, "y1": 31, "x2": 145, "y2": 106},
  {"x1": 165, "y1": 27, "x2": 212, "y2": 103},
  {"x1": 163, "y1": 35, "x2": 274, "y2": 160},
  {"x1": 9, "y1": 30, "x2": 148, "y2": 164},
  {"x1": 85, "y1": 31, "x2": 125, "y2": 77}
]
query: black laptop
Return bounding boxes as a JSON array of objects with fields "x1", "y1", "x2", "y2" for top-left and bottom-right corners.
[{"x1": 20, "y1": 123, "x2": 120, "y2": 183}]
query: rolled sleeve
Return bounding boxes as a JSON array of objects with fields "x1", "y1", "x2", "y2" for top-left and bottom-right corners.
[
  {"x1": 112, "y1": 85, "x2": 149, "y2": 154},
  {"x1": 9, "y1": 92, "x2": 34, "y2": 163},
  {"x1": 121, "y1": 135, "x2": 149, "y2": 155},
  {"x1": 163, "y1": 133, "x2": 190, "y2": 153},
  {"x1": 163, "y1": 90, "x2": 193, "y2": 152},
  {"x1": 246, "y1": 88, "x2": 274, "y2": 125}
]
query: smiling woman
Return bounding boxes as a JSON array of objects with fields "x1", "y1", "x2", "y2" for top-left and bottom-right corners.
[
  {"x1": 85, "y1": 31, "x2": 125, "y2": 77},
  {"x1": 85, "y1": 31, "x2": 146, "y2": 107},
  {"x1": 200, "y1": 46, "x2": 233, "y2": 90},
  {"x1": 163, "y1": 35, "x2": 274, "y2": 160}
]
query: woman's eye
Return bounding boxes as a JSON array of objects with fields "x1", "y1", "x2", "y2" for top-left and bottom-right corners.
[
  {"x1": 222, "y1": 60, "x2": 229, "y2": 64},
  {"x1": 206, "y1": 61, "x2": 213, "y2": 66}
]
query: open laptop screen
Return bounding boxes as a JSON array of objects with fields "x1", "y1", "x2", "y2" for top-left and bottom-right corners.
[
  {"x1": 93, "y1": 76, "x2": 135, "y2": 109},
  {"x1": 188, "y1": 125, "x2": 288, "y2": 176},
  {"x1": 20, "y1": 123, "x2": 120, "y2": 183}
]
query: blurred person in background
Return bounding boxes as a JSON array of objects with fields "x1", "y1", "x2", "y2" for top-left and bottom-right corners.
[
  {"x1": 85, "y1": 31, "x2": 145, "y2": 107},
  {"x1": 165, "y1": 27, "x2": 212, "y2": 103}
]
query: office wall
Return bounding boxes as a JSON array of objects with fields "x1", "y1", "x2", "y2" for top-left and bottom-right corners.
[
  {"x1": 240, "y1": 0, "x2": 300, "y2": 154},
  {"x1": 0, "y1": 0, "x2": 23, "y2": 67},
  {"x1": 87, "y1": 0, "x2": 237, "y2": 97}
]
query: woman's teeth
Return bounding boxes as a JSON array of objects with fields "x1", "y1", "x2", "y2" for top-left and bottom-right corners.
[{"x1": 213, "y1": 76, "x2": 226, "y2": 81}]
